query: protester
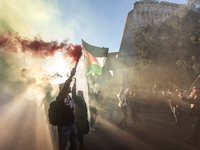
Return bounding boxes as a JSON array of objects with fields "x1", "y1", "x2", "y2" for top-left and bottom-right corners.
[
  {"x1": 127, "y1": 90, "x2": 143, "y2": 126},
  {"x1": 88, "y1": 87, "x2": 97, "y2": 132},
  {"x1": 94, "y1": 90, "x2": 104, "y2": 127},
  {"x1": 72, "y1": 78, "x2": 89, "y2": 150},
  {"x1": 116, "y1": 86, "x2": 129, "y2": 129},
  {"x1": 167, "y1": 89, "x2": 181, "y2": 125},
  {"x1": 56, "y1": 68, "x2": 77, "y2": 150},
  {"x1": 41, "y1": 85, "x2": 58, "y2": 150},
  {"x1": 178, "y1": 85, "x2": 200, "y2": 147},
  {"x1": 39, "y1": 91, "x2": 54, "y2": 121}
]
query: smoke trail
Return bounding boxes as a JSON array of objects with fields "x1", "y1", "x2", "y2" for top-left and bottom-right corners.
[
  {"x1": 0, "y1": 31, "x2": 83, "y2": 105},
  {"x1": 0, "y1": 1, "x2": 84, "y2": 148},
  {"x1": 0, "y1": 31, "x2": 82, "y2": 62}
]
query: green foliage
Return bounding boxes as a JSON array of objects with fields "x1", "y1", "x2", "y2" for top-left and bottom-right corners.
[
  {"x1": 187, "y1": 0, "x2": 200, "y2": 12},
  {"x1": 132, "y1": 2, "x2": 200, "y2": 90}
]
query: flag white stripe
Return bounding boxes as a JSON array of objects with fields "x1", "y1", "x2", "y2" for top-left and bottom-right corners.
[{"x1": 91, "y1": 57, "x2": 107, "y2": 67}]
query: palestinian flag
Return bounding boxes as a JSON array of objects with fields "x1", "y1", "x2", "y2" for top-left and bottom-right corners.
[{"x1": 82, "y1": 39, "x2": 108, "y2": 75}]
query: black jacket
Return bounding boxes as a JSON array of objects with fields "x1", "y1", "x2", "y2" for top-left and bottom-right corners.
[
  {"x1": 182, "y1": 92, "x2": 200, "y2": 116},
  {"x1": 72, "y1": 87, "x2": 88, "y2": 121},
  {"x1": 56, "y1": 77, "x2": 75, "y2": 126}
]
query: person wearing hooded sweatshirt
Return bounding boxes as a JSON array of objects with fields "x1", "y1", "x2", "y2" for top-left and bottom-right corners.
[
  {"x1": 178, "y1": 85, "x2": 200, "y2": 147},
  {"x1": 56, "y1": 68, "x2": 77, "y2": 150},
  {"x1": 72, "y1": 78, "x2": 88, "y2": 150}
]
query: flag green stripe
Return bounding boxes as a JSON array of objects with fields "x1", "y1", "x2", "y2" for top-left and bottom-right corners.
[
  {"x1": 82, "y1": 39, "x2": 108, "y2": 57},
  {"x1": 87, "y1": 64, "x2": 104, "y2": 75}
]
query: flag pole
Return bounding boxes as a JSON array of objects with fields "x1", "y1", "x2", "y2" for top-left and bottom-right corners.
[{"x1": 188, "y1": 74, "x2": 200, "y2": 91}]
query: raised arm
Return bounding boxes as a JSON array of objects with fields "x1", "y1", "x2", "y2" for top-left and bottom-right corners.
[
  {"x1": 72, "y1": 78, "x2": 78, "y2": 101},
  {"x1": 56, "y1": 68, "x2": 76, "y2": 104}
]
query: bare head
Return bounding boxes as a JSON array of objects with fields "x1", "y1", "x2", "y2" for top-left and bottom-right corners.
[
  {"x1": 192, "y1": 86, "x2": 200, "y2": 94},
  {"x1": 78, "y1": 90, "x2": 83, "y2": 97}
]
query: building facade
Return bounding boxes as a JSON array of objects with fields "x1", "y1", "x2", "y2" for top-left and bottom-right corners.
[
  {"x1": 119, "y1": 0, "x2": 180, "y2": 57},
  {"x1": 103, "y1": 0, "x2": 182, "y2": 88}
]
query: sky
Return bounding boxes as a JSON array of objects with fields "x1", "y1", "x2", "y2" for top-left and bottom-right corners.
[
  {"x1": 0, "y1": 0, "x2": 188, "y2": 98},
  {"x1": 0, "y1": 1, "x2": 190, "y2": 146},
  {"x1": 0, "y1": 0, "x2": 188, "y2": 93},
  {"x1": 0, "y1": 0, "x2": 188, "y2": 54}
]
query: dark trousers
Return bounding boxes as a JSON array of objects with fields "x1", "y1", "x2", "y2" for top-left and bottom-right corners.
[
  {"x1": 58, "y1": 124, "x2": 77, "y2": 150},
  {"x1": 119, "y1": 106, "x2": 128, "y2": 127},
  {"x1": 131, "y1": 106, "x2": 143, "y2": 125},
  {"x1": 90, "y1": 107, "x2": 97, "y2": 127},
  {"x1": 190, "y1": 115, "x2": 200, "y2": 145},
  {"x1": 75, "y1": 119, "x2": 86, "y2": 147},
  {"x1": 169, "y1": 105, "x2": 180, "y2": 123}
]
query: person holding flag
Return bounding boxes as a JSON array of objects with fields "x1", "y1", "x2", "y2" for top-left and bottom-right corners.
[
  {"x1": 81, "y1": 39, "x2": 108, "y2": 131},
  {"x1": 178, "y1": 86, "x2": 200, "y2": 147},
  {"x1": 56, "y1": 68, "x2": 77, "y2": 150}
]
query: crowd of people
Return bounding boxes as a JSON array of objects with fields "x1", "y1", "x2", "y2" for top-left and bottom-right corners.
[
  {"x1": 41, "y1": 68, "x2": 105, "y2": 150},
  {"x1": 39, "y1": 67, "x2": 200, "y2": 149},
  {"x1": 115, "y1": 86, "x2": 143, "y2": 129},
  {"x1": 114, "y1": 84, "x2": 200, "y2": 147},
  {"x1": 178, "y1": 86, "x2": 200, "y2": 147}
]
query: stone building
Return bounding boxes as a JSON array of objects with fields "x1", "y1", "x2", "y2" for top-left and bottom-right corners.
[
  {"x1": 119, "y1": 0, "x2": 180, "y2": 57},
  {"x1": 103, "y1": 0, "x2": 182, "y2": 88}
]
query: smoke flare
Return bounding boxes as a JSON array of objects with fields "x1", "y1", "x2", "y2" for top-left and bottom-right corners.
[{"x1": 64, "y1": 44, "x2": 82, "y2": 63}]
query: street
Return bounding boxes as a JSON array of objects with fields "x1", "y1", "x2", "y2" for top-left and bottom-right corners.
[{"x1": 0, "y1": 99, "x2": 199, "y2": 150}]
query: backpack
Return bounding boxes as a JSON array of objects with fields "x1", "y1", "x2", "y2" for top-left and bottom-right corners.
[{"x1": 48, "y1": 100, "x2": 60, "y2": 126}]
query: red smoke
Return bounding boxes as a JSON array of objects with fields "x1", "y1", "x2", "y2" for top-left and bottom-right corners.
[
  {"x1": 0, "y1": 31, "x2": 82, "y2": 62},
  {"x1": 64, "y1": 44, "x2": 82, "y2": 63}
]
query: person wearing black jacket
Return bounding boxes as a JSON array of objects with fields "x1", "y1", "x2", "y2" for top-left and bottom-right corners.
[
  {"x1": 56, "y1": 68, "x2": 77, "y2": 150},
  {"x1": 72, "y1": 79, "x2": 88, "y2": 150},
  {"x1": 167, "y1": 89, "x2": 181, "y2": 125},
  {"x1": 127, "y1": 90, "x2": 143, "y2": 126},
  {"x1": 178, "y1": 86, "x2": 200, "y2": 147}
]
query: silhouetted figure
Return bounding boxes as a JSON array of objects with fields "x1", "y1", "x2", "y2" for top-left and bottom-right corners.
[
  {"x1": 178, "y1": 86, "x2": 200, "y2": 147},
  {"x1": 72, "y1": 79, "x2": 88, "y2": 150},
  {"x1": 56, "y1": 68, "x2": 77, "y2": 150},
  {"x1": 88, "y1": 87, "x2": 97, "y2": 132},
  {"x1": 39, "y1": 84, "x2": 58, "y2": 150},
  {"x1": 94, "y1": 90, "x2": 104, "y2": 127},
  {"x1": 116, "y1": 87, "x2": 129, "y2": 129},
  {"x1": 39, "y1": 91, "x2": 54, "y2": 122},
  {"x1": 127, "y1": 91, "x2": 143, "y2": 126},
  {"x1": 167, "y1": 89, "x2": 181, "y2": 125}
]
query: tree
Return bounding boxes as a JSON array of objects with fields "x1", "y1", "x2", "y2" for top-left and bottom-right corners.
[
  {"x1": 187, "y1": 0, "x2": 200, "y2": 12},
  {"x1": 132, "y1": 2, "x2": 200, "y2": 90}
]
